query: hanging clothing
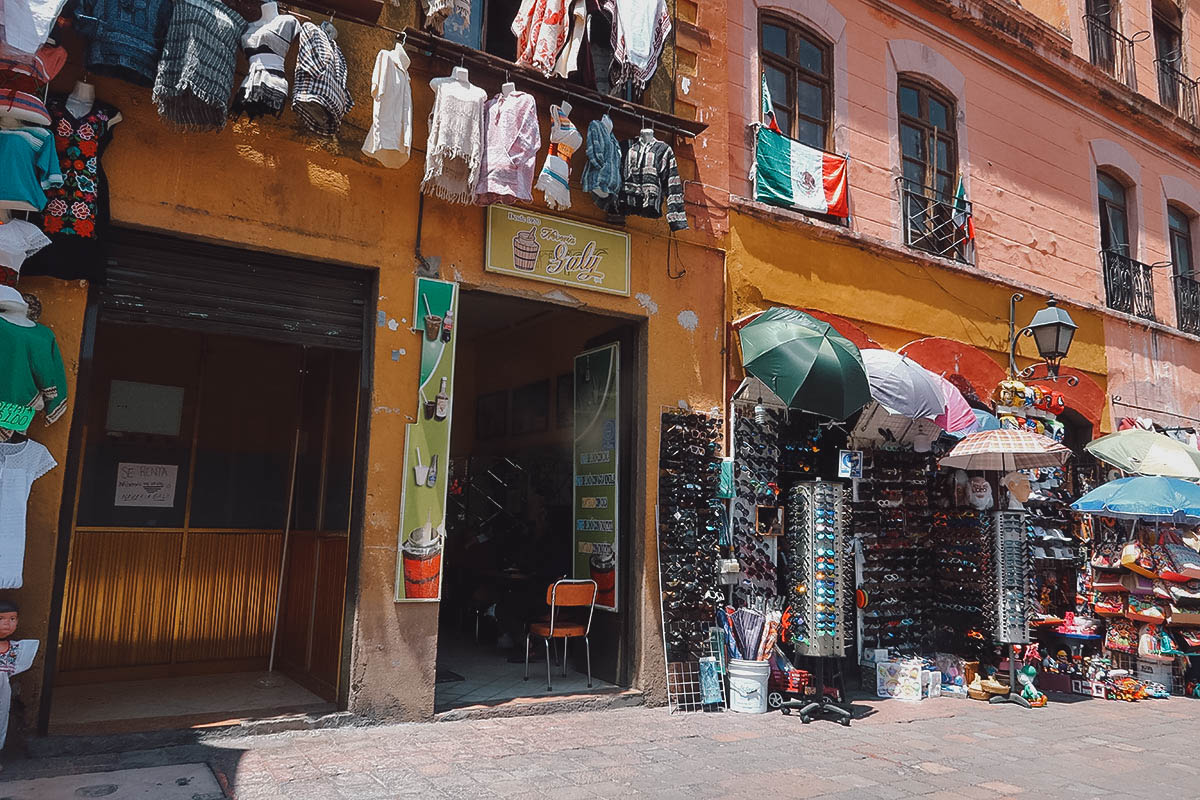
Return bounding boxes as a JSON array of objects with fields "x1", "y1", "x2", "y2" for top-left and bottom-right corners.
[
  {"x1": 0, "y1": 90, "x2": 50, "y2": 126},
  {"x1": 73, "y1": 0, "x2": 173, "y2": 87},
  {"x1": 535, "y1": 103, "x2": 581, "y2": 210},
  {"x1": 511, "y1": 0, "x2": 571, "y2": 77},
  {"x1": 152, "y1": 0, "x2": 246, "y2": 131},
  {"x1": 603, "y1": 0, "x2": 671, "y2": 91},
  {"x1": 475, "y1": 90, "x2": 540, "y2": 205},
  {"x1": 232, "y1": 10, "x2": 299, "y2": 119},
  {"x1": 582, "y1": 115, "x2": 620, "y2": 211},
  {"x1": 1, "y1": 0, "x2": 68, "y2": 54},
  {"x1": 292, "y1": 22, "x2": 353, "y2": 136},
  {"x1": 0, "y1": 317, "x2": 68, "y2": 433},
  {"x1": 0, "y1": 42, "x2": 66, "y2": 93},
  {"x1": 22, "y1": 96, "x2": 120, "y2": 282},
  {"x1": 0, "y1": 220, "x2": 49, "y2": 277},
  {"x1": 0, "y1": 125, "x2": 62, "y2": 212},
  {"x1": 620, "y1": 134, "x2": 687, "y2": 231},
  {"x1": 421, "y1": 72, "x2": 486, "y2": 205},
  {"x1": 421, "y1": 0, "x2": 471, "y2": 35},
  {"x1": 553, "y1": 0, "x2": 588, "y2": 79},
  {"x1": 362, "y1": 45, "x2": 413, "y2": 168},
  {"x1": 0, "y1": 439, "x2": 54, "y2": 589},
  {"x1": 0, "y1": 639, "x2": 38, "y2": 748}
]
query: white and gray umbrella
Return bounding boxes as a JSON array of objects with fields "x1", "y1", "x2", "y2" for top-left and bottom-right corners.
[{"x1": 860, "y1": 349, "x2": 947, "y2": 421}]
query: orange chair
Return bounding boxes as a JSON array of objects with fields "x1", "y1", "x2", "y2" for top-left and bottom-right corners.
[{"x1": 524, "y1": 579, "x2": 598, "y2": 691}]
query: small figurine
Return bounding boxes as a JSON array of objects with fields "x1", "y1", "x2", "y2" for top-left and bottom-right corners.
[
  {"x1": 0, "y1": 601, "x2": 38, "y2": 751},
  {"x1": 1017, "y1": 664, "x2": 1047, "y2": 707}
]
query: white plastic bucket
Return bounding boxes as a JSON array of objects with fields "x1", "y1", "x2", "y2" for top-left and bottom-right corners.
[{"x1": 727, "y1": 658, "x2": 770, "y2": 714}]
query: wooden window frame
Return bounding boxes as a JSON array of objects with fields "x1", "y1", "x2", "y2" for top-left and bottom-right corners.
[
  {"x1": 1168, "y1": 204, "x2": 1194, "y2": 277},
  {"x1": 897, "y1": 77, "x2": 958, "y2": 199},
  {"x1": 1097, "y1": 170, "x2": 1131, "y2": 252},
  {"x1": 759, "y1": 12, "x2": 833, "y2": 151}
]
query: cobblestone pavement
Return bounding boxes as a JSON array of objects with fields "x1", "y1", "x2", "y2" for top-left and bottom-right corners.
[{"x1": 6, "y1": 693, "x2": 1200, "y2": 799}]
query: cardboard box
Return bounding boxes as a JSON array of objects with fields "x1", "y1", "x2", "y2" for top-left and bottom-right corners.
[{"x1": 1136, "y1": 658, "x2": 1177, "y2": 687}]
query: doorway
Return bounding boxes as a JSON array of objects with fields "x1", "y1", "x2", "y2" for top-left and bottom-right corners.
[
  {"x1": 45, "y1": 231, "x2": 372, "y2": 733},
  {"x1": 434, "y1": 291, "x2": 637, "y2": 711}
]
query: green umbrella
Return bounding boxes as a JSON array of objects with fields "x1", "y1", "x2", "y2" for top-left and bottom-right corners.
[
  {"x1": 738, "y1": 307, "x2": 871, "y2": 420},
  {"x1": 1085, "y1": 429, "x2": 1200, "y2": 479}
]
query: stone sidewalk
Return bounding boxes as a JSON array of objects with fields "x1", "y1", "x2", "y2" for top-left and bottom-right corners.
[{"x1": 4, "y1": 693, "x2": 1199, "y2": 799}]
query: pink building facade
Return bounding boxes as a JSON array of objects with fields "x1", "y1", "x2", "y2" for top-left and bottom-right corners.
[{"x1": 724, "y1": 0, "x2": 1200, "y2": 432}]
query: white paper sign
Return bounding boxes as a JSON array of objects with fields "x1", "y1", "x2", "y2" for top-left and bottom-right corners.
[{"x1": 115, "y1": 463, "x2": 179, "y2": 508}]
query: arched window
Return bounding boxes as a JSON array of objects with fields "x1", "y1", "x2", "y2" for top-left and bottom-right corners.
[
  {"x1": 1097, "y1": 171, "x2": 1130, "y2": 253},
  {"x1": 898, "y1": 78, "x2": 957, "y2": 198},
  {"x1": 760, "y1": 14, "x2": 832, "y2": 150}
]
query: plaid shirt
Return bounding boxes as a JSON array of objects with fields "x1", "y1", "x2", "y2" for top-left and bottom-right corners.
[
  {"x1": 293, "y1": 22, "x2": 353, "y2": 136},
  {"x1": 152, "y1": 0, "x2": 246, "y2": 130}
]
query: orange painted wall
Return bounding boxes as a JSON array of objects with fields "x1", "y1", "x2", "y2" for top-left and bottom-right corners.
[{"x1": 20, "y1": 1, "x2": 730, "y2": 725}]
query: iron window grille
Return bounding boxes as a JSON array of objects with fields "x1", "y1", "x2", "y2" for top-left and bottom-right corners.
[
  {"x1": 1174, "y1": 273, "x2": 1200, "y2": 334},
  {"x1": 1085, "y1": 13, "x2": 1140, "y2": 90},
  {"x1": 898, "y1": 178, "x2": 974, "y2": 264},
  {"x1": 1101, "y1": 249, "x2": 1156, "y2": 320},
  {"x1": 1155, "y1": 57, "x2": 1198, "y2": 123}
]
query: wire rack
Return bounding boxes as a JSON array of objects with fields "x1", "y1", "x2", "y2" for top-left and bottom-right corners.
[{"x1": 664, "y1": 628, "x2": 728, "y2": 713}]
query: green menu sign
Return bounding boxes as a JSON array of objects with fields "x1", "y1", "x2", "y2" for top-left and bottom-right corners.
[
  {"x1": 573, "y1": 343, "x2": 619, "y2": 612},
  {"x1": 395, "y1": 277, "x2": 459, "y2": 603}
]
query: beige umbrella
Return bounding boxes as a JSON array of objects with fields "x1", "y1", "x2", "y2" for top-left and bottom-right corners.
[{"x1": 939, "y1": 429, "x2": 1071, "y2": 471}]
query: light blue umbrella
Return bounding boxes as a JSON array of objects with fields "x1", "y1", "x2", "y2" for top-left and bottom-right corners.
[
  {"x1": 1071, "y1": 476, "x2": 1200, "y2": 522},
  {"x1": 947, "y1": 409, "x2": 1001, "y2": 439}
]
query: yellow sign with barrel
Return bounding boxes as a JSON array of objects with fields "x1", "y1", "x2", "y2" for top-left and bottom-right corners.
[{"x1": 485, "y1": 205, "x2": 631, "y2": 296}]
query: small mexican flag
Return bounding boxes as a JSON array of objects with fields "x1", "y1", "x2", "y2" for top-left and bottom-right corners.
[
  {"x1": 752, "y1": 126, "x2": 849, "y2": 217},
  {"x1": 761, "y1": 73, "x2": 783, "y2": 133},
  {"x1": 953, "y1": 177, "x2": 975, "y2": 241}
]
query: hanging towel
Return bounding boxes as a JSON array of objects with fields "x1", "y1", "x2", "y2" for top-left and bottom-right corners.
[
  {"x1": 362, "y1": 45, "x2": 413, "y2": 168},
  {"x1": 421, "y1": 72, "x2": 486, "y2": 205},
  {"x1": 152, "y1": 0, "x2": 246, "y2": 130},
  {"x1": 535, "y1": 103, "x2": 581, "y2": 210},
  {"x1": 292, "y1": 21, "x2": 353, "y2": 136},
  {"x1": 512, "y1": 0, "x2": 571, "y2": 77},
  {"x1": 475, "y1": 90, "x2": 540, "y2": 205},
  {"x1": 603, "y1": 0, "x2": 671, "y2": 91}
]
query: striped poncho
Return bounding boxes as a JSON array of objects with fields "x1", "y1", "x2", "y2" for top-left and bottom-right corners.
[{"x1": 152, "y1": 0, "x2": 246, "y2": 131}]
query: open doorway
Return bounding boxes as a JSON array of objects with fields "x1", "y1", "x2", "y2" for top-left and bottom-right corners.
[{"x1": 435, "y1": 290, "x2": 636, "y2": 711}]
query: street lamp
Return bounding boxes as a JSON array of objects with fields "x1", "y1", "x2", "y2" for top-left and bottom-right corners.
[{"x1": 1008, "y1": 293, "x2": 1079, "y2": 384}]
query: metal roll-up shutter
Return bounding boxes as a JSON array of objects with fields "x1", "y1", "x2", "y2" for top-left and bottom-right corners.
[{"x1": 99, "y1": 228, "x2": 373, "y2": 350}]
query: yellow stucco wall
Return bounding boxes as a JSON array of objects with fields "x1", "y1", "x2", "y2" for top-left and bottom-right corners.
[
  {"x1": 23, "y1": 12, "x2": 727, "y2": 726},
  {"x1": 726, "y1": 208, "x2": 1108, "y2": 399}
]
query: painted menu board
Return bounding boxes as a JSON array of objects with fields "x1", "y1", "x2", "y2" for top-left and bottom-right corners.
[
  {"x1": 573, "y1": 343, "x2": 620, "y2": 611},
  {"x1": 395, "y1": 278, "x2": 459, "y2": 602},
  {"x1": 485, "y1": 205, "x2": 631, "y2": 296}
]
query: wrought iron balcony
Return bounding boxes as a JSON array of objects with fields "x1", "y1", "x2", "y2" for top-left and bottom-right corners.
[
  {"x1": 898, "y1": 179, "x2": 973, "y2": 264},
  {"x1": 1156, "y1": 58, "x2": 1199, "y2": 124},
  {"x1": 1085, "y1": 14, "x2": 1139, "y2": 90},
  {"x1": 1174, "y1": 273, "x2": 1200, "y2": 334},
  {"x1": 1101, "y1": 249, "x2": 1156, "y2": 320}
]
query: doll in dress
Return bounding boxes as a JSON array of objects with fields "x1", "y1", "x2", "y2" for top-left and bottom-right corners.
[{"x1": 0, "y1": 601, "x2": 38, "y2": 753}]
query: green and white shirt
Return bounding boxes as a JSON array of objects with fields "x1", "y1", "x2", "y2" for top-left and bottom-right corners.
[{"x1": 0, "y1": 318, "x2": 68, "y2": 433}]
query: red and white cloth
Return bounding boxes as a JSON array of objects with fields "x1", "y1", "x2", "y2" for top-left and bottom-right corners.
[{"x1": 512, "y1": 0, "x2": 572, "y2": 77}]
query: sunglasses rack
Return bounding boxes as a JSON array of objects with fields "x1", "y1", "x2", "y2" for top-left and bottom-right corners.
[
  {"x1": 786, "y1": 481, "x2": 848, "y2": 659},
  {"x1": 931, "y1": 509, "x2": 995, "y2": 656},
  {"x1": 852, "y1": 451, "x2": 936, "y2": 655},
  {"x1": 995, "y1": 510, "x2": 1032, "y2": 645},
  {"x1": 731, "y1": 409, "x2": 785, "y2": 602},
  {"x1": 657, "y1": 409, "x2": 727, "y2": 712}
]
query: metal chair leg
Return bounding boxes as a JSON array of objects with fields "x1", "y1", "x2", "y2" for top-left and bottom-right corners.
[
  {"x1": 584, "y1": 636, "x2": 592, "y2": 688},
  {"x1": 545, "y1": 637, "x2": 552, "y2": 691},
  {"x1": 562, "y1": 637, "x2": 569, "y2": 676},
  {"x1": 523, "y1": 633, "x2": 531, "y2": 681}
]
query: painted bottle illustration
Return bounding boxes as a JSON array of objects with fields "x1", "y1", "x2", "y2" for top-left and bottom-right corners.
[
  {"x1": 435, "y1": 377, "x2": 450, "y2": 420},
  {"x1": 512, "y1": 226, "x2": 540, "y2": 271},
  {"x1": 441, "y1": 307, "x2": 454, "y2": 342},
  {"x1": 590, "y1": 548, "x2": 616, "y2": 608},
  {"x1": 402, "y1": 514, "x2": 444, "y2": 599},
  {"x1": 425, "y1": 453, "x2": 439, "y2": 488}
]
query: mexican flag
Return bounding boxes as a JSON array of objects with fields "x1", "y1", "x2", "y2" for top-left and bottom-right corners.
[
  {"x1": 761, "y1": 73, "x2": 783, "y2": 134},
  {"x1": 953, "y1": 177, "x2": 975, "y2": 241},
  {"x1": 752, "y1": 125, "x2": 849, "y2": 217}
]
